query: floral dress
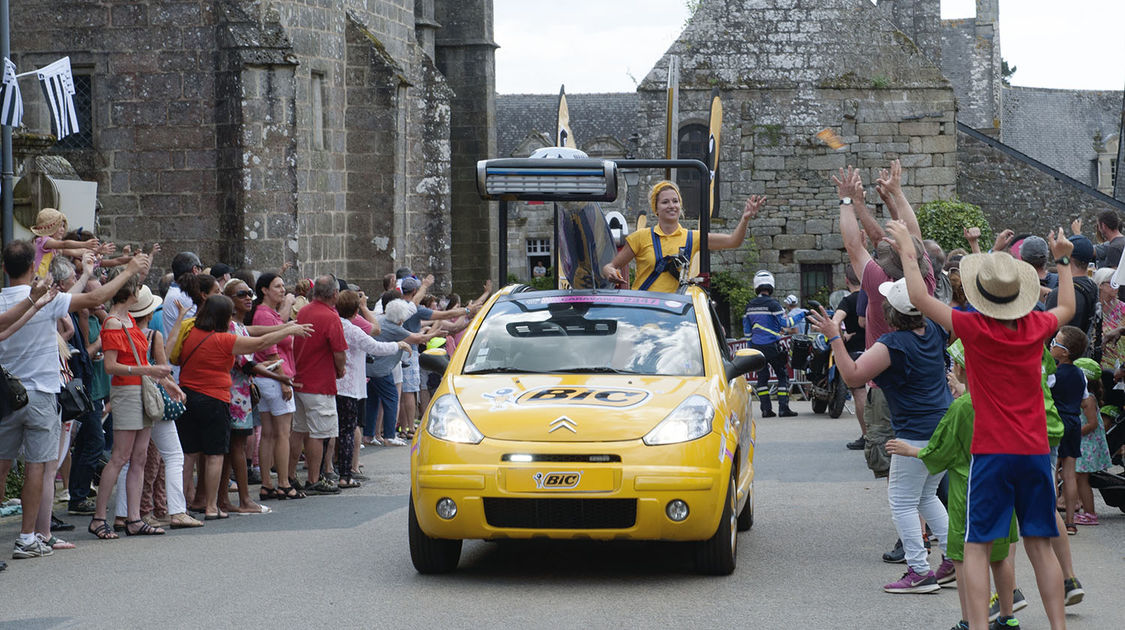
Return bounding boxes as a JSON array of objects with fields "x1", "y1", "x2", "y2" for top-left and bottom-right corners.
[
  {"x1": 1100, "y1": 299, "x2": 1125, "y2": 371},
  {"x1": 228, "y1": 321, "x2": 254, "y2": 430},
  {"x1": 1076, "y1": 420, "x2": 1113, "y2": 473}
]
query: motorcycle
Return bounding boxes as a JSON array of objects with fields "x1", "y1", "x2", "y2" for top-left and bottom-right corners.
[{"x1": 792, "y1": 300, "x2": 848, "y2": 418}]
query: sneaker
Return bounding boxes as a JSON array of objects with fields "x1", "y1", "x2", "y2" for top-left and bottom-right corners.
[
  {"x1": 949, "y1": 622, "x2": 968, "y2": 630},
  {"x1": 990, "y1": 589, "x2": 1028, "y2": 621},
  {"x1": 1073, "y1": 512, "x2": 1098, "y2": 526},
  {"x1": 50, "y1": 515, "x2": 75, "y2": 532},
  {"x1": 935, "y1": 556, "x2": 956, "y2": 585},
  {"x1": 882, "y1": 539, "x2": 906, "y2": 564},
  {"x1": 303, "y1": 479, "x2": 341, "y2": 495},
  {"x1": 884, "y1": 567, "x2": 941, "y2": 594},
  {"x1": 386, "y1": 437, "x2": 408, "y2": 447},
  {"x1": 989, "y1": 616, "x2": 1020, "y2": 629},
  {"x1": 67, "y1": 498, "x2": 96, "y2": 515},
  {"x1": 846, "y1": 436, "x2": 866, "y2": 450},
  {"x1": 12, "y1": 537, "x2": 54, "y2": 559},
  {"x1": 1063, "y1": 577, "x2": 1084, "y2": 606},
  {"x1": 55, "y1": 490, "x2": 69, "y2": 503}
]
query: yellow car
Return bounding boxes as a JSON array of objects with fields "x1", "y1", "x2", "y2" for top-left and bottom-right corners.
[{"x1": 409, "y1": 285, "x2": 765, "y2": 575}]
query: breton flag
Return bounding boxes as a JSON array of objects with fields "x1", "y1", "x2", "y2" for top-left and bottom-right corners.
[
  {"x1": 0, "y1": 58, "x2": 22, "y2": 127},
  {"x1": 36, "y1": 56, "x2": 78, "y2": 139}
]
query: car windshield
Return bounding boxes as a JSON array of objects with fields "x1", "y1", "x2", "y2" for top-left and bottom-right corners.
[{"x1": 462, "y1": 294, "x2": 704, "y2": 377}]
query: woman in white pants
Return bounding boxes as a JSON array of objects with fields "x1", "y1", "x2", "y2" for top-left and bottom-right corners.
[{"x1": 114, "y1": 286, "x2": 200, "y2": 529}]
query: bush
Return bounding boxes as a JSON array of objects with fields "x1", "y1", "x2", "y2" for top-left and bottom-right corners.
[
  {"x1": 711, "y1": 270, "x2": 754, "y2": 323},
  {"x1": 915, "y1": 199, "x2": 993, "y2": 254}
]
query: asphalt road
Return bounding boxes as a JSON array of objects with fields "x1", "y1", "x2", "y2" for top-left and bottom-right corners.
[{"x1": 1, "y1": 401, "x2": 1121, "y2": 629}]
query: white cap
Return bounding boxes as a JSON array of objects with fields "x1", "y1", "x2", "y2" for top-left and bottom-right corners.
[
  {"x1": 753, "y1": 270, "x2": 775, "y2": 290},
  {"x1": 784, "y1": 294, "x2": 799, "y2": 306},
  {"x1": 878, "y1": 278, "x2": 920, "y2": 315},
  {"x1": 1093, "y1": 267, "x2": 1114, "y2": 286}
]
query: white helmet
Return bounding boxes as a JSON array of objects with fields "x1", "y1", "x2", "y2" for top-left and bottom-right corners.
[{"x1": 753, "y1": 270, "x2": 775, "y2": 291}]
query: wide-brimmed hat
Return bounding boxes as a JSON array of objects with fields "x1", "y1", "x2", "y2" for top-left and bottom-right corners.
[
  {"x1": 31, "y1": 208, "x2": 67, "y2": 237},
  {"x1": 959, "y1": 251, "x2": 1040, "y2": 320},
  {"x1": 878, "y1": 278, "x2": 920, "y2": 316},
  {"x1": 128, "y1": 285, "x2": 163, "y2": 319}
]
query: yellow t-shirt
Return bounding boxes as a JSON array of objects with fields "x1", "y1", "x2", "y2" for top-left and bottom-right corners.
[{"x1": 625, "y1": 225, "x2": 700, "y2": 293}]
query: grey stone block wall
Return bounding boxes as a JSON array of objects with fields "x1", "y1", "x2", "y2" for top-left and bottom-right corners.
[{"x1": 957, "y1": 130, "x2": 1124, "y2": 241}]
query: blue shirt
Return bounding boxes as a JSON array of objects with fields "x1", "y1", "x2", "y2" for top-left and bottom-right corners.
[
  {"x1": 1050, "y1": 363, "x2": 1085, "y2": 427},
  {"x1": 872, "y1": 319, "x2": 952, "y2": 440},
  {"x1": 743, "y1": 295, "x2": 792, "y2": 344},
  {"x1": 403, "y1": 305, "x2": 435, "y2": 334}
]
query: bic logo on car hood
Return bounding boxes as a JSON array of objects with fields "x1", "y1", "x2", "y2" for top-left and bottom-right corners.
[
  {"x1": 515, "y1": 386, "x2": 651, "y2": 409},
  {"x1": 533, "y1": 471, "x2": 581, "y2": 489}
]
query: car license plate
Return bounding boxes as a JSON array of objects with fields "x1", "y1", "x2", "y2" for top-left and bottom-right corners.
[{"x1": 506, "y1": 469, "x2": 615, "y2": 492}]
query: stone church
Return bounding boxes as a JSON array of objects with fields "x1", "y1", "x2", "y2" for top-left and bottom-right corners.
[
  {"x1": 9, "y1": 0, "x2": 497, "y2": 295},
  {"x1": 498, "y1": 0, "x2": 1125, "y2": 299}
]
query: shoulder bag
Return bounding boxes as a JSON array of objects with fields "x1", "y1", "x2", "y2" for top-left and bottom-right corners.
[
  {"x1": 147, "y1": 330, "x2": 185, "y2": 422},
  {"x1": 118, "y1": 317, "x2": 165, "y2": 424},
  {"x1": 0, "y1": 364, "x2": 29, "y2": 417}
]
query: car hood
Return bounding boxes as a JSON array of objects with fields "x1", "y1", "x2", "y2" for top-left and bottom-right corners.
[{"x1": 449, "y1": 374, "x2": 709, "y2": 442}]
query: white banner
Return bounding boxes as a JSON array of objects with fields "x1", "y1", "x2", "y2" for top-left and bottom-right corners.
[
  {"x1": 36, "y1": 56, "x2": 79, "y2": 139},
  {"x1": 0, "y1": 58, "x2": 23, "y2": 127}
]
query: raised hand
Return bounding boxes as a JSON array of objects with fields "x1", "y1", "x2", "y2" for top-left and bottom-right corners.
[
  {"x1": 29, "y1": 275, "x2": 52, "y2": 301},
  {"x1": 422, "y1": 274, "x2": 435, "y2": 288},
  {"x1": 34, "y1": 286, "x2": 59, "y2": 308},
  {"x1": 805, "y1": 305, "x2": 840, "y2": 339},
  {"x1": 1047, "y1": 227, "x2": 1073, "y2": 260},
  {"x1": 884, "y1": 220, "x2": 915, "y2": 259},
  {"x1": 832, "y1": 166, "x2": 863, "y2": 200},
  {"x1": 963, "y1": 226, "x2": 981, "y2": 242},
  {"x1": 742, "y1": 195, "x2": 767, "y2": 221},
  {"x1": 992, "y1": 229, "x2": 1014, "y2": 252},
  {"x1": 1071, "y1": 218, "x2": 1082, "y2": 236}
]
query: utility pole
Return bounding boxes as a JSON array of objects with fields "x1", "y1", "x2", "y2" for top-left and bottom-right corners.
[{"x1": 1, "y1": 0, "x2": 13, "y2": 257}]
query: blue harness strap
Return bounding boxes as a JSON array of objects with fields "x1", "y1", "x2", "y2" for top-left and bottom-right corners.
[{"x1": 638, "y1": 229, "x2": 692, "y2": 291}]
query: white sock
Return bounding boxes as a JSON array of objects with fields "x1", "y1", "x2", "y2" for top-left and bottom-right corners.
[{"x1": 19, "y1": 532, "x2": 36, "y2": 545}]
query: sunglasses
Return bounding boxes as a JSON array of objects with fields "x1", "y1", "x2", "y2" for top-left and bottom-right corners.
[
  {"x1": 235, "y1": 290, "x2": 254, "y2": 298},
  {"x1": 1050, "y1": 339, "x2": 1068, "y2": 352}
]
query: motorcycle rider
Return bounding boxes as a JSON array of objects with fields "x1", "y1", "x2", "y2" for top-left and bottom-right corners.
[{"x1": 743, "y1": 270, "x2": 798, "y2": 418}]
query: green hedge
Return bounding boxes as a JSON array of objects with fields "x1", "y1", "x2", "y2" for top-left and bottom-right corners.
[{"x1": 915, "y1": 199, "x2": 993, "y2": 253}]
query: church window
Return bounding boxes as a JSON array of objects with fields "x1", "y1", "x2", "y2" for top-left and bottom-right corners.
[
  {"x1": 676, "y1": 123, "x2": 708, "y2": 218},
  {"x1": 311, "y1": 72, "x2": 326, "y2": 151},
  {"x1": 54, "y1": 72, "x2": 93, "y2": 150}
]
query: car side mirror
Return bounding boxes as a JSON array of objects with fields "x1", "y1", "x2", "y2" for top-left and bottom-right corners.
[
  {"x1": 725, "y1": 348, "x2": 765, "y2": 381},
  {"x1": 418, "y1": 348, "x2": 450, "y2": 377}
]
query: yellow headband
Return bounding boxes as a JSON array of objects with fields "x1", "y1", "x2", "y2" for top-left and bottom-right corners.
[{"x1": 648, "y1": 180, "x2": 681, "y2": 213}]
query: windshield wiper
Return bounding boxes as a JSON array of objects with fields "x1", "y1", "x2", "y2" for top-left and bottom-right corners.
[
  {"x1": 550, "y1": 366, "x2": 642, "y2": 375},
  {"x1": 463, "y1": 367, "x2": 549, "y2": 375}
]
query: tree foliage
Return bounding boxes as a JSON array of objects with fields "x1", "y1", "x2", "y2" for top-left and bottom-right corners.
[{"x1": 915, "y1": 199, "x2": 993, "y2": 254}]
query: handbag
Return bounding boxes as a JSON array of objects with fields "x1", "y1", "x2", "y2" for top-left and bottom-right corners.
[
  {"x1": 0, "y1": 364, "x2": 29, "y2": 415},
  {"x1": 147, "y1": 330, "x2": 184, "y2": 422},
  {"x1": 59, "y1": 378, "x2": 93, "y2": 421},
  {"x1": 119, "y1": 316, "x2": 165, "y2": 424}
]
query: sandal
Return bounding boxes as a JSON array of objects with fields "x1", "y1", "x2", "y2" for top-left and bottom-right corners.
[
  {"x1": 203, "y1": 510, "x2": 229, "y2": 521},
  {"x1": 279, "y1": 485, "x2": 305, "y2": 500},
  {"x1": 259, "y1": 487, "x2": 280, "y2": 501},
  {"x1": 88, "y1": 518, "x2": 118, "y2": 540},
  {"x1": 125, "y1": 519, "x2": 165, "y2": 536},
  {"x1": 337, "y1": 478, "x2": 361, "y2": 489},
  {"x1": 1065, "y1": 523, "x2": 1077, "y2": 535},
  {"x1": 169, "y1": 514, "x2": 204, "y2": 528}
]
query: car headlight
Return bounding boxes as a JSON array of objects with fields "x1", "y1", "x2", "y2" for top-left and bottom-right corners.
[
  {"x1": 426, "y1": 394, "x2": 484, "y2": 444},
  {"x1": 643, "y1": 395, "x2": 715, "y2": 446}
]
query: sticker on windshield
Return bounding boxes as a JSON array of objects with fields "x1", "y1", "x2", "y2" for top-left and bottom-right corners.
[{"x1": 515, "y1": 386, "x2": 651, "y2": 409}]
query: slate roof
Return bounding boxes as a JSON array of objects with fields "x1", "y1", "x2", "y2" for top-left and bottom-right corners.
[
  {"x1": 1002, "y1": 86, "x2": 1123, "y2": 185},
  {"x1": 495, "y1": 92, "x2": 640, "y2": 157}
]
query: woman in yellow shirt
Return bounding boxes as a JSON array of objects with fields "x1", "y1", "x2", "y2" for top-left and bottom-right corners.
[{"x1": 602, "y1": 180, "x2": 765, "y2": 292}]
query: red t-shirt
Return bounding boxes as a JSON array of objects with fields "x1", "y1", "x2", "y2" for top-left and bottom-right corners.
[
  {"x1": 350, "y1": 314, "x2": 373, "y2": 335},
  {"x1": 861, "y1": 257, "x2": 936, "y2": 349},
  {"x1": 952, "y1": 309, "x2": 1059, "y2": 455},
  {"x1": 178, "y1": 328, "x2": 238, "y2": 403},
  {"x1": 293, "y1": 300, "x2": 347, "y2": 395},
  {"x1": 251, "y1": 305, "x2": 295, "y2": 378},
  {"x1": 101, "y1": 315, "x2": 149, "y2": 387}
]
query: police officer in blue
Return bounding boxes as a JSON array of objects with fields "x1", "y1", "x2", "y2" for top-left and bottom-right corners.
[{"x1": 743, "y1": 270, "x2": 798, "y2": 418}]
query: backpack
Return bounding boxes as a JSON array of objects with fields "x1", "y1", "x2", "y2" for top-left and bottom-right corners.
[
  {"x1": 168, "y1": 316, "x2": 196, "y2": 365},
  {"x1": 1073, "y1": 277, "x2": 1100, "y2": 360}
]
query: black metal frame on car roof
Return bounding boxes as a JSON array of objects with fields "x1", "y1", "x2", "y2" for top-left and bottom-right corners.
[{"x1": 477, "y1": 157, "x2": 713, "y2": 287}]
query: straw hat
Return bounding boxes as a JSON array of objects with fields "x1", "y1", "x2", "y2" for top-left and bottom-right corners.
[
  {"x1": 959, "y1": 251, "x2": 1040, "y2": 320},
  {"x1": 31, "y1": 208, "x2": 67, "y2": 237},
  {"x1": 128, "y1": 285, "x2": 163, "y2": 319}
]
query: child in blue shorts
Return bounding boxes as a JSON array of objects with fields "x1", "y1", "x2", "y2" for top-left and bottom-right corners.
[
  {"x1": 1049, "y1": 325, "x2": 1088, "y2": 535},
  {"x1": 888, "y1": 221, "x2": 1073, "y2": 630}
]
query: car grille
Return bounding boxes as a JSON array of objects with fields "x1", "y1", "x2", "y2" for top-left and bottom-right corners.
[
  {"x1": 500, "y1": 454, "x2": 621, "y2": 463},
  {"x1": 483, "y1": 498, "x2": 637, "y2": 529}
]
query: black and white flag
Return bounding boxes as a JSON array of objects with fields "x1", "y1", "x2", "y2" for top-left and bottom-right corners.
[
  {"x1": 0, "y1": 58, "x2": 22, "y2": 127},
  {"x1": 36, "y1": 56, "x2": 78, "y2": 139}
]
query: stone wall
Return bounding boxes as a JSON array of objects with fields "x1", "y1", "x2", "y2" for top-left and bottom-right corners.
[
  {"x1": 939, "y1": 1, "x2": 1001, "y2": 131},
  {"x1": 636, "y1": 0, "x2": 956, "y2": 298},
  {"x1": 957, "y1": 127, "x2": 1125, "y2": 239},
  {"x1": 10, "y1": 0, "x2": 456, "y2": 292}
]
